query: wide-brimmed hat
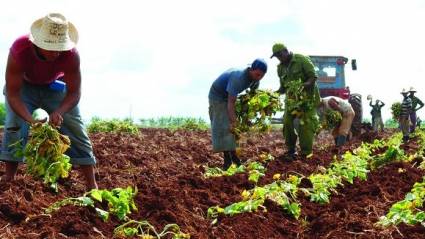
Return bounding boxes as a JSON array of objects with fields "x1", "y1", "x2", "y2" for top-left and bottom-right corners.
[
  {"x1": 401, "y1": 88, "x2": 408, "y2": 94},
  {"x1": 409, "y1": 87, "x2": 417, "y2": 93},
  {"x1": 29, "y1": 13, "x2": 78, "y2": 51}
]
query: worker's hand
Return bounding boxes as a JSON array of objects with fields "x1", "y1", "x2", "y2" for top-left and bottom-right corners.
[{"x1": 49, "y1": 111, "x2": 64, "y2": 128}]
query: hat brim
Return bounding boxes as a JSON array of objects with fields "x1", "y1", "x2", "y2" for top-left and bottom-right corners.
[{"x1": 29, "y1": 17, "x2": 79, "y2": 51}]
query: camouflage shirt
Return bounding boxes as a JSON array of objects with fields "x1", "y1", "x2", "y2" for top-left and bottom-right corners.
[{"x1": 276, "y1": 53, "x2": 320, "y2": 106}]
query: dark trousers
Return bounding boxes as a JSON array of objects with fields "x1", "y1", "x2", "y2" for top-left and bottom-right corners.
[{"x1": 410, "y1": 111, "x2": 417, "y2": 132}]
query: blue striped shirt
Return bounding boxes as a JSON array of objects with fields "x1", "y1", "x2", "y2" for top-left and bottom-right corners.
[{"x1": 400, "y1": 97, "x2": 412, "y2": 116}]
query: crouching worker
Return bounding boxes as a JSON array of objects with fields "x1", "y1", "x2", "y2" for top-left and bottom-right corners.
[
  {"x1": 0, "y1": 13, "x2": 98, "y2": 189},
  {"x1": 319, "y1": 96, "x2": 355, "y2": 146},
  {"x1": 208, "y1": 59, "x2": 267, "y2": 170}
]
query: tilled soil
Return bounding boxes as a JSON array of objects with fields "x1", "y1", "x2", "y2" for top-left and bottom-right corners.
[{"x1": 0, "y1": 128, "x2": 423, "y2": 239}]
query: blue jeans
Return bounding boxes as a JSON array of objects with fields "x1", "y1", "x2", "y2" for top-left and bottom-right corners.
[{"x1": 1, "y1": 82, "x2": 96, "y2": 165}]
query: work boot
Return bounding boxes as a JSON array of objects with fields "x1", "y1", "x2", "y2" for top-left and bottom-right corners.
[
  {"x1": 222, "y1": 152, "x2": 232, "y2": 170},
  {"x1": 335, "y1": 135, "x2": 347, "y2": 147},
  {"x1": 230, "y1": 151, "x2": 241, "y2": 166},
  {"x1": 284, "y1": 149, "x2": 297, "y2": 161},
  {"x1": 402, "y1": 135, "x2": 409, "y2": 143}
]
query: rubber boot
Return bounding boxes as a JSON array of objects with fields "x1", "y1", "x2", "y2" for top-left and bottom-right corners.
[
  {"x1": 230, "y1": 151, "x2": 241, "y2": 166},
  {"x1": 335, "y1": 135, "x2": 347, "y2": 147},
  {"x1": 223, "y1": 151, "x2": 232, "y2": 170},
  {"x1": 402, "y1": 135, "x2": 409, "y2": 143},
  {"x1": 285, "y1": 148, "x2": 297, "y2": 160}
]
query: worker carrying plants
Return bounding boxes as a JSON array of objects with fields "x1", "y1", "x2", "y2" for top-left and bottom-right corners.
[
  {"x1": 400, "y1": 89, "x2": 413, "y2": 142},
  {"x1": 271, "y1": 43, "x2": 320, "y2": 159},
  {"x1": 0, "y1": 13, "x2": 97, "y2": 189},
  {"x1": 208, "y1": 58, "x2": 267, "y2": 170},
  {"x1": 408, "y1": 87, "x2": 424, "y2": 133},
  {"x1": 368, "y1": 97, "x2": 385, "y2": 132},
  {"x1": 318, "y1": 96, "x2": 355, "y2": 146}
]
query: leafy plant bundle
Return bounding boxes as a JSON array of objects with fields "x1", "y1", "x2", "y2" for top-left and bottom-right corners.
[
  {"x1": 321, "y1": 109, "x2": 342, "y2": 130},
  {"x1": 284, "y1": 79, "x2": 316, "y2": 117},
  {"x1": 235, "y1": 89, "x2": 282, "y2": 136},
  {"x1": 283, "y1": 79, "x2": 320, "y2": 133},
  {"x1": 24, "y1": 123, "x2": 72, "y2": 192},
  {"x1": 46, "y1": 186, "x2": 138, "y2": 221},
  {"x1": 391, "y1": 102, "x2": 402, "y2": 120}
]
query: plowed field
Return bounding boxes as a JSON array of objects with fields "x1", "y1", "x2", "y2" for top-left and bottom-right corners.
[{"x1": 0, "y1": 128, "x2": 423, "y2": 239}]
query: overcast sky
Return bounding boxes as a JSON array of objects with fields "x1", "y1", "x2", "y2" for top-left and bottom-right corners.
[{"x1": 1, "y1": 0, "x2": 424, "y2": 122}]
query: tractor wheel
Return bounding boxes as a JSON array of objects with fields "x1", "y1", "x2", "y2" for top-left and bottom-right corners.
[{"x1": 349, "y1": 93, "x2": 363, "y2": 136}]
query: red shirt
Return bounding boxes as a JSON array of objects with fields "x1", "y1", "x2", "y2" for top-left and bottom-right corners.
[{"x1": 10, "y1": 35, "x2": 79, "y2": 85}]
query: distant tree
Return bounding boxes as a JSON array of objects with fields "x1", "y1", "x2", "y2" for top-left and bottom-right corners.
[{"x1": 0, "y1": 102, "x2": 6, "y2": 126}]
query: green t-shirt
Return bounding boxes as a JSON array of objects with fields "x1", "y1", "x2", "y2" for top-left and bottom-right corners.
[{"x1": 276, "y1": 53, "x2": 320, "y2": 106}]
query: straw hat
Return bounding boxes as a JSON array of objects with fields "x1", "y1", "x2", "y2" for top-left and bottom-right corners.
[
  {"x1": 29, "y1": 13, "x2": 78, "y2": 51},
  {"x1": 409, "y1": 87, "x2": 417, "y2": 93},
  {"x1": 401, "y1": 88, "x2": 408, "y2": 94}
]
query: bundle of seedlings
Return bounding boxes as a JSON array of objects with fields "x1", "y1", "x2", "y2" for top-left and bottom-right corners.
[
  {"x1": 321, "y1": 109, "x2": 342, "y2": 130},
  {"x1": 234, "y1": 89, "x2": 282, "y2": 138},
  {"x1": 24, "y1": 123, "x2": 72, "y2": 192},
  {"x1": 391, "y1": 102, "x2": 401, "y2": 120},
  {"x1": 284, "y1": 79, "x2": 320, "y2": 131}
]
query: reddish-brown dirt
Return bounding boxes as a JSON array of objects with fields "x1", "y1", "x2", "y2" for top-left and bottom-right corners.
[{"x1": 0, "y1": 128, "x2": 423, "y2": 238}]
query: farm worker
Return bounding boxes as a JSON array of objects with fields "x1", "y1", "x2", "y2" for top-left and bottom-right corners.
[
  {"x1": 0, "y1": 13, "x2": 98, "y2": 189},
  {"x1": 369, "y1": 98, "x2": 385, "y2": 132},
  {"x1": 318, "y1": 96, "x2": 355, "y2": 146},
  {"x1": 399, "y1": 89, "x2": 412, "y2": 142},
  {"x1": 271, "y1": 43, "x2": 320, "y2": 159},
  {"x1": 208, "y1": 58, "x2": 267, "y2": 170},
  {"x1": 408, "y1": 87, "x2": 424, "y2": 133}
]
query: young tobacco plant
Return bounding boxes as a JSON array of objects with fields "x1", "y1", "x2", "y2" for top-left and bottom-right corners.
[
  {"x1": 301, "y1": 148, "x2": 370, "y2": 204},
  {"x1": 45, "y1": 186, "x2": 138, "y2": 221},
  {"x1": 114, "y1": 220, "x2": 190, "y2": 239},
  {"x1": 203, "y1": 153, "x2": 275, "y2": 184},
  {"x1": 377, "y1": 177, "x2": 425, "y2": 227}
]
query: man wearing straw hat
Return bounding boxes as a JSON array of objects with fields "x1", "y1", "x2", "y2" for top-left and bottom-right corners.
[
  {"x1": 400, "y1": 89, "x2": 412, "y2": 142},
  {"x1": 1, "y1": 13, "x2": 98, "y2": 189},
  {"x1": 408, "y1": 87, "x2": 424, "y2": 133}
]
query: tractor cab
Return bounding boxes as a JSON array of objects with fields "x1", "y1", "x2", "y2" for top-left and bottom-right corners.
[{"x1": 309, "y1": 56, "x2": 357, "y2": 100}]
